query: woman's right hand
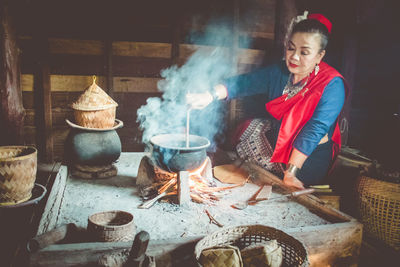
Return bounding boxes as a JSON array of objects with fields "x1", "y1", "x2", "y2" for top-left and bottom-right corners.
[
  {"x1": 186, "y1": 91, "x2": 214, "y2": 110},
  {"x1": 186, "y1": 84, "x2": 227, "y2": 110}
]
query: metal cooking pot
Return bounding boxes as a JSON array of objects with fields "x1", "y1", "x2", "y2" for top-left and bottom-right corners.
[{"x1": 150, "y1": 134, "x2": 210, "y2": 172}]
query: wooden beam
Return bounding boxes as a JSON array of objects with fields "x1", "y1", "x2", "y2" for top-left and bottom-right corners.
[
  {"x1": 0, "y1": 2, "x2": 25, "y2": 145},
  {"x1": 288, "y1": 222, "x2": 363, "y2": 267},
  {"x1": 37, "y1": 165, "x2": 68, "y2": 235},
  {"x1": 242, "y1": 162, "x2": 353, "y2": 223},
  {"x1": 48, "y1": 38, "x2": 104, "y2": 55},
  {"x1": 113, "y1": 41, "x2": 171, "y2": 58},
  {"x1": 111, "y1": 56, "x2": 171, "y2": 77},
  {"x1": 21, "y1": 75, "x2": 160, "y2": 93},
  {"x1": 21, "y1": 53, "x2": 171, "y2": 77}
]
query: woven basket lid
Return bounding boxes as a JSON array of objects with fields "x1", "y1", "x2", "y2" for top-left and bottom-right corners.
[{"x1": 71, "y1": 77, "x2": 118, "y2": 111}]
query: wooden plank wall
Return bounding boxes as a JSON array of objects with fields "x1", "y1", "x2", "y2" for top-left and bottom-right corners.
[{"x1": 19, "y1": 0, "x2": 276, "y2": 161}]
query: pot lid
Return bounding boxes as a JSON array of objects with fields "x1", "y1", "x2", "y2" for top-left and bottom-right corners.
[{"x1": 71, "y1": 76, "x2": 118, "y2": 111}]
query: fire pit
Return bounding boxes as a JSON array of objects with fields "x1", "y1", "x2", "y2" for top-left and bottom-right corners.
[
  {"x1": 142, "y1": 134, "x2": 245, "y2": 206},
  {"x1": 137, "y1": 154, "x2": 247, "y2": 208},
  {"x1": 33, "y1": 153, "x2": 363, "y2": 267}
]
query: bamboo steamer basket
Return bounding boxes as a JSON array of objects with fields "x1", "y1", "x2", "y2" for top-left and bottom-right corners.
[
  {"x1": 0, "y1": 146, "x2": 38, "y2": 205},
  {"x1": 71, "y1": 77, "x2": 118, "y2": 129}
]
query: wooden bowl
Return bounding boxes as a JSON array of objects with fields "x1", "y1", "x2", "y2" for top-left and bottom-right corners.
[{"x1": 87, "y1": 210, "x2": 136, "y2": 242}]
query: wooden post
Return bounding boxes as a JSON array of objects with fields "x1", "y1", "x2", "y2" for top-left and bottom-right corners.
[
  {"x1": 33, "y1": 36, "x2": 54, "y2": 162},
  {"x1": 228, "y1": 0, "x2": 240, "y2": 132},
  {"x1": 339, "y1": 12, "x2": 358, "y2": 146},
  {"x1": 0, "y1": 2, "x2": 25, "y2": 145},
  {"x1": 274, "y1": 0, "x2": 298, "y2": 59}
]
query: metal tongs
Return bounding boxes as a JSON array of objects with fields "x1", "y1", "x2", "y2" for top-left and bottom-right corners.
[
  {"x1": 232, "y1": 188, "x2": 315, "y2": 210},
  {"x1": 138, "y1": 178, "x2": 176, "y2": 209}
]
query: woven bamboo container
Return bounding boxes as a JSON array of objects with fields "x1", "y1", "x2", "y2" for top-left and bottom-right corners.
[
  {"x1": 0, "y1": 146, "x2": 37, "y2": 205},
  {"x1": 356, "y1": 175, "x2": 400, "y2": 250},
  {"x1": 71, "y1": 78, "x2": 118, "y2": 129},
  {"x1": 87, "y1": 210, "x2": 136, "y2": 242},
  {"x1": 195, "y1": 225, "x2": 309, "y2": 267}
]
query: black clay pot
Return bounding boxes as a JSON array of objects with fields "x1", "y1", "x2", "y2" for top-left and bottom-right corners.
[
  {"x1": 150, "y1": 134, "x2": 210, "y2": 172},
  {"x1": 65, "y1": 120, "x2": 123, "y2": 166}
]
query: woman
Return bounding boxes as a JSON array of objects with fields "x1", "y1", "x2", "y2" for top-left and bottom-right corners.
[{"x1": 188, "y1": 13, "x2": 348, "y2": 189}]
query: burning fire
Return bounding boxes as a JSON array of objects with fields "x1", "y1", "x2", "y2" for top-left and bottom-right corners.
[{"x1": 154, "y1": 158, "x2": 247, "y2": 204}]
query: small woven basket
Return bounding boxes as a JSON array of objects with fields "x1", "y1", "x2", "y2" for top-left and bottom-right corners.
[
  {"x1": 87, "y1": 210, "x2": 136, "y2": 242},
  {"x1": 356, "y1": 175, "x2": 400, "y2": 250},
  {"x1": 195, "y1": 225, "x2": 309, "y2": 267},
  {"x1": 71, "y1": 77, "x2": 118, "y2": 129},
  {"x1": 0, "y1": 146, "x2": 37, "y2": 205}
]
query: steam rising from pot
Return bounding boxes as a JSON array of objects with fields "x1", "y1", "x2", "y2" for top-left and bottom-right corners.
[{"x1": 137, "y1": 19, "x2": 250, "y2": 150}]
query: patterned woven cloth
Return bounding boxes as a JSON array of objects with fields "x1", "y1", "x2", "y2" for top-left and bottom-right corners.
[{"x1": 236, "y1": 118, "x2": 284, "y2": 175}]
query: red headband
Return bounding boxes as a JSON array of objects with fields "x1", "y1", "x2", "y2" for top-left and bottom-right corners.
[{"x1": 307, "y1": 13, "x2": 332, "y2": 33}]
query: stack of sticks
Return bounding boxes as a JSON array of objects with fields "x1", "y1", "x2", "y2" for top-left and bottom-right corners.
[{"x1": 141, "y1": 159, "x2": 248, "y2": 205}]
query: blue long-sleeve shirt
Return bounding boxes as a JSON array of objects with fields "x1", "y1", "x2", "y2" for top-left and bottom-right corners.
[{"x1": 225, "y1": 61, "x2": 345, "y2": 156}]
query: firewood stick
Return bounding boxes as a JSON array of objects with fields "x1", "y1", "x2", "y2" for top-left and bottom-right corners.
[
  {"x1": 27, "y1": 223, "x2": 77, "y2": 252},
  {"x1": 190, "y1": 193, "x2": 204, "y2": 203},
  {"x1": 158, "y1": 178, "x2": 176, "y2": 194},
  {"x1": 208, "y1": 195, "x2": 219, "y2": 201},
  {"x1": 191, "y1": 182, "x2": 245, "y2": 192},
  {"x1": 204, "y1": 209, "x2": 224, "y2": 227}
]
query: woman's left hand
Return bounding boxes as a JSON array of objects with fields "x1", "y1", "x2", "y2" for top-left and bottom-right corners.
[{"x1": 283, "y1": 172, "x2": 305, "y2": 189}]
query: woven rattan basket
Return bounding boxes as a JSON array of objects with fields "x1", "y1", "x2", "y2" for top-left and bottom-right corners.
[
  {"x1": 71, "y1": 77, "x2": 118, "y2": 129},
  {"x1": 195, "y1": 225, "x2": 309, "y2": 267},
  {"x1": 356, "y1": 175, "x2": 400, "y2": 250},
  {"x1": 87, "y1": 210, "x2": 136, "y2": 242},
  {"x1": 0, "y1": 146, "x2": 37, "y2": 205}
]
